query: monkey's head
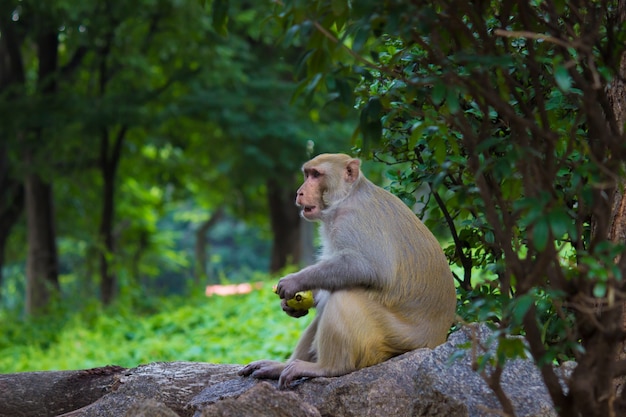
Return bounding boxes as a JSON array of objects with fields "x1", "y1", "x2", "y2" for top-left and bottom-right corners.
[{"x1": 296, "y1": 153, "x2": 361, "y2": 221}]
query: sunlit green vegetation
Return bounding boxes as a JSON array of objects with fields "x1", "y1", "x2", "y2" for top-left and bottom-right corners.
[{"x1": 0, "y1": 280, "x2": 313, "y2": 372}]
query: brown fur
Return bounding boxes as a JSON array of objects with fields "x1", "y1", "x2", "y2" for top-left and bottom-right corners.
[{"x1": 239, "y1": 153, "x2": 456, "y2": 388}]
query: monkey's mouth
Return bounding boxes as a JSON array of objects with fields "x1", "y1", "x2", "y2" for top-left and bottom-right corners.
[{"x1": 300, "y1": 205, "x2": 321, "y2": 218}]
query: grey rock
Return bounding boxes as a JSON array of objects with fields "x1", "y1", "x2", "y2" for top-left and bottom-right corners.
[{"x1": 190, "y1": 323, "x2": 567, "y2": 417}]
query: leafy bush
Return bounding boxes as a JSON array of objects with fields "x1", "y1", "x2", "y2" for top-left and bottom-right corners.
[{"x1": 273, "y1": 0, "x2": 626, "y2": 415}]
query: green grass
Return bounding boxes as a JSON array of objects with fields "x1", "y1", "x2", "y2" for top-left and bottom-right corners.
[{"x1": 0, "y1": 282, "x2": 313, "y2": 373}]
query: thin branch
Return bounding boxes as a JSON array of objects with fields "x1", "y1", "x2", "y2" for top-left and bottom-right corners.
[
  {"x1": 493, "y1": 29, "x2": 583, "y2": 50},
  {"x1": 522, "y1": 304, "x2": 568, "y2": 411},
  {"x1": 483, "y1": 362, "x2": 516, "y2": 417},
  {"x1": 434, "y1": 186, "x2": 473, "y2": 289}
]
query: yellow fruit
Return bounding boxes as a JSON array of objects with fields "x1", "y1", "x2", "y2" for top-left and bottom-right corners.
[
  {"x1": 273, "y1": 286, "x2": 314, "y2": 311},
  {"x1": 286, "y1": 290, "x2": 314, "y2": 310}
]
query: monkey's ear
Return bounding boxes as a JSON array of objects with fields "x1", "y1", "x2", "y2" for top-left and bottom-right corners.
[{"x1": 345, "y1": 159, "x2": 361, "y2": 183}]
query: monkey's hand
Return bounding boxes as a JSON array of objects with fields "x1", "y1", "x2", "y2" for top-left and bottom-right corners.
[
  {"x1": 281, "y1": 298, "x2": 309, "y2": 318},
  {"x1": 275, "y1": 273, "x2": 302, "y2": 300}
]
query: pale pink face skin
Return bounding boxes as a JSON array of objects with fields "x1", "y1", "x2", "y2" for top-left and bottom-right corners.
[{"x1": 296, "y1": 165, "x2": 325, "y2": 220}]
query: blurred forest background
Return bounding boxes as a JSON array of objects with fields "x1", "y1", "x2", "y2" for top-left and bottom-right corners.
[
  {"x1": 0, "y1": 0, "x2": 358, "y2": 371},
  {"x1": 4, "y1": 1, "x2": 626, "y2": 414},
  {"x1": 0, "y1": 0, "x2": 358, "y2": 311}
]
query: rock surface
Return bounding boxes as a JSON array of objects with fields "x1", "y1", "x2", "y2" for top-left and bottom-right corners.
[{"x1": 0, "y1": 323, "x2": 568, "y2": 417}]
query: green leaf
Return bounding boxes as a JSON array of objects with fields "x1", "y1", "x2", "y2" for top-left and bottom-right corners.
[
  {"x1": 335, "y1": 78, "x2": 355, "y2": 106},
  {"x1": 360, "y1": 120, "x2": 382, "y2": 152},
  {"x1": 352, "y1": 26, "x2": 371, "y2": 52},
  {"x1": 359, "y1": 95, "x2": 383, "y2": 151},
  {"x1": 532, "y1": 217, "x2": 549, "y2": 251},
  {"x1": 593, "y1": 282, "x2": 607, "y2": 298},
  {"x1": 484, "y1": 230, "x2": 495, "y2": 244},
  {"x1": 304, "y1": 73, "x2": 323, "y2": 95},
  {"x1": 212, "y1": 0, "x2": 229, "y2": 36},
  {"x1": 409, "y1": 122, "x2": 425, "y2": 150},
  {"x1": 554, "y1": 64, "x2": 572, "y2": 92},
  {"x1": 360, "y1": 97, "x2": 382, "y2": 124},
  {"x1": 446, "y1": 88, "x2": 460, "y2": 113},
  {"x1": 432, "y1": 81, "x2": 446, "y2": 105},
  {"x1": 497, "y1": 338, "x2": 527, "y2": 361},
  {"x1": 431, "y1": 135, "x2": 447, "y2": 164},
  {"x1": 512, "y1": 294, "x2": 534, "y2": 325},
  {"x1": 547, "y1": 207, "x2": 571, "y2": 239}
]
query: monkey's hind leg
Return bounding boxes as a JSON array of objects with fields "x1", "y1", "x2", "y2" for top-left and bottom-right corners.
[
  {"x1": 318, "y1": 291, "x2": 391, "y2": 368},
  {"x1": 241, "y1": 311, "x2": 320, "y2": 382},
  {"x1": 278, "y1": 291, "x2": 389, "y2": 388},
  {"x1": 289, "y1": 312, "x2": 320, "y2": 362}
]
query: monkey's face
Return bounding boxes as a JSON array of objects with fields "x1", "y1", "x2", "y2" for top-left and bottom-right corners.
[
  {"x1": 296, "y1": 166, "x2": 326, "y2": 221},
  {"x1": 296, "y1": 155, "x2": 360, "y2": 221}
]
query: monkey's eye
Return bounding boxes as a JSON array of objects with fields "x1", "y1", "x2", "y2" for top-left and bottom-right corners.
[{"x1": 310, "y1": 170, "x2": 322, "y2": 179}]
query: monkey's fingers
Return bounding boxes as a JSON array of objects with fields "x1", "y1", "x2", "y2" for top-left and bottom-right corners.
[
  {"x1": 238, "y1": 360, "x2": 284, "y2": 379},
  {"x1": 278, "y1": 360, "x2": 310, "y2": 389},
  {"x1": 238, "y1": 360, "x2": 269, "y2": 376},
  {"x1": 238, "y1": 364, "x2": 256, "y2": 377},
  {"x1": 275, "y1": 275, "x2": 300, "y2": 300},
  {"x1": 281, "y1": 299, "x2": 309, "y2": 318}
]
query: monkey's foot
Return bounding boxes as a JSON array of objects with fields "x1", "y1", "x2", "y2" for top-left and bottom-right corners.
[
  {"x1": 278, "y1": 359, "x2": 330, "y2": 389},
  {"x1": 238, "y1": 360, "x2": 285, "y2": 380}
]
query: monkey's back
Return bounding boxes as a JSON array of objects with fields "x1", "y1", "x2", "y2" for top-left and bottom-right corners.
[{"x1": 331, "y1": 176, "x2": 457, "y2": 347}]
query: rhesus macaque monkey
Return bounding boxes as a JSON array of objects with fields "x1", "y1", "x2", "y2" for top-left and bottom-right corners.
[{"x1": 239, "y1": 153, "x2": 456, "y2": 388}]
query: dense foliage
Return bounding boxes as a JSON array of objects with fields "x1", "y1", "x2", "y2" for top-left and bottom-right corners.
[
  {"x1": 273, "y1": 0, "x2": 626, "y2": 415},
  {"x1": 0, "y1": 0, "x2": 354, "y2": 312}
]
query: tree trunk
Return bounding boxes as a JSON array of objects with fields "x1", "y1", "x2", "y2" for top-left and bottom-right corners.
[
  {"x1": 98, "y1": 164, "x2": 116, "y2": 305},
  {"x1": 267, "y1": 178, "x2": 301, "y2": 272},
  {"x1": 23, "y1": 22, "x2": 61, "y2": 315},
  {"x1": 98, "y1": 128, "x2": 126, "y2": 305},
  {"x1": 194, "y1": 206, "x2": 225, "y2": 284},
  {"x1": 0, "y1": 16, "x2": 25, "y2": 292},
  {"x1": 24, "y1": 168, "x2": 60, "y2": 315},
  {"x1": 607, "y1": 0, "x2": 626, "y2": 401},
  {"x1": 0, "y1": 147, "x2": 24, "y2": 292}
]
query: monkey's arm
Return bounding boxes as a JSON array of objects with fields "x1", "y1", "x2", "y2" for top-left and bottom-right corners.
[{"x1": 276, "y1": 250, "x2": 380, "y2": 300}]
